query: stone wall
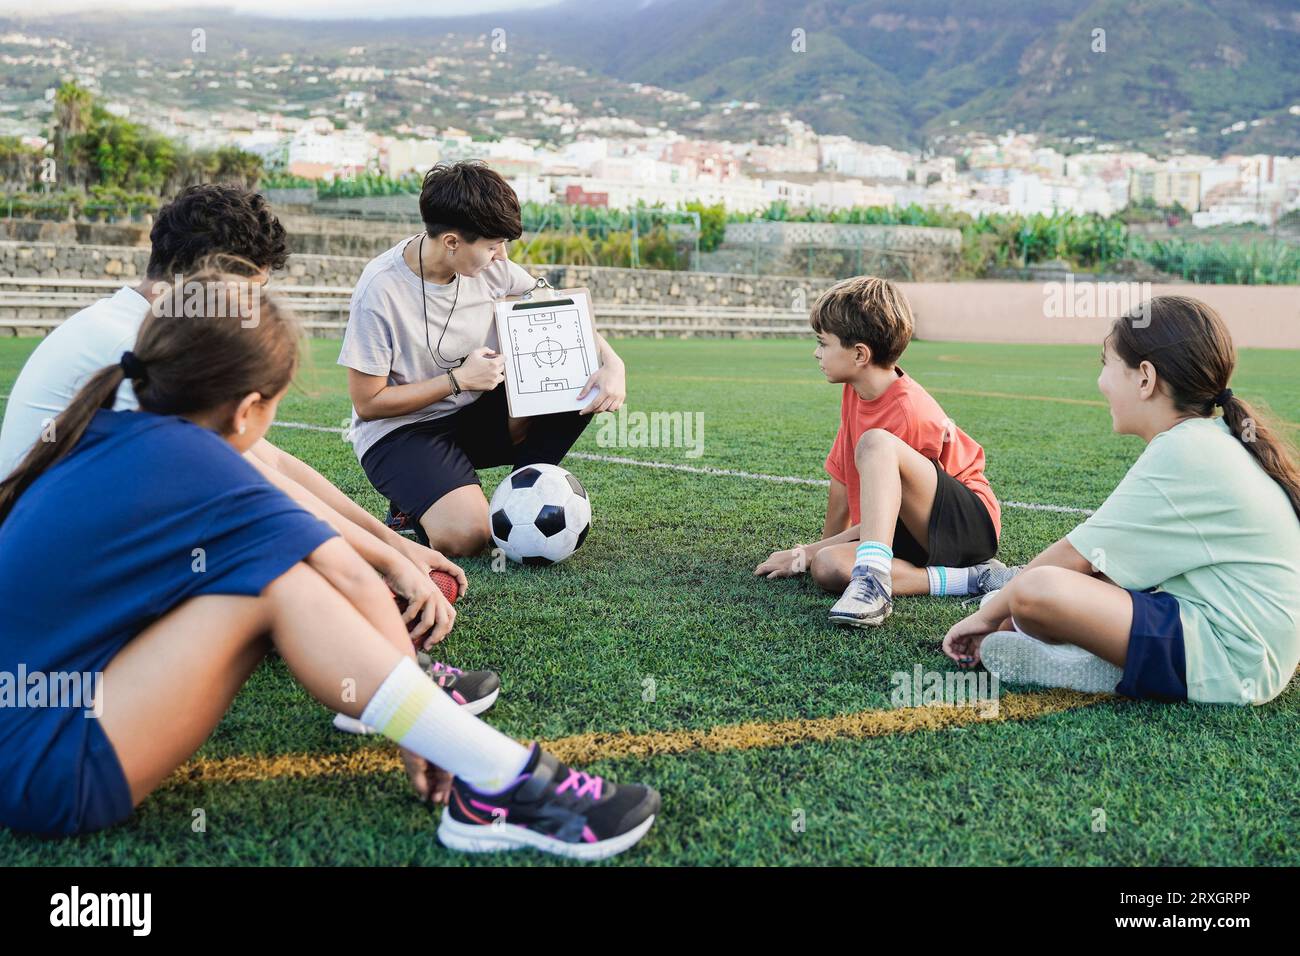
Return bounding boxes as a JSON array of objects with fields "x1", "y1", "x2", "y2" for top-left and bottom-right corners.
[
  {"x1": 0, "y1": 240, "x2": 836, "y2": 304},
  {"x1": 0, "y1": 240, "x2": 370, "y2": 287},
  {"x1": 710, "y1": 220, "x2": 963, "y2": 281},
  {"x1": 4, "y1": 240, "x2": 1296, "y2": 348}
]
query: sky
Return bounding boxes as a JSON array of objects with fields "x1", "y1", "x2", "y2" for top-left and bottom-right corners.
[{"x1": 0, "y1": 0, "x2": 578, "y2": 18}]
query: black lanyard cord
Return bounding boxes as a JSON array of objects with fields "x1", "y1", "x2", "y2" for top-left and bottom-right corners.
[{"x1": 417, "y1": 233, "x2": 466, "y2": 371}]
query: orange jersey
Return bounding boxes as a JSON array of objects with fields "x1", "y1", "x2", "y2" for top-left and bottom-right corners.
[{"x1": 824, "y1": 368, "x2": 1001, "y2": 538}]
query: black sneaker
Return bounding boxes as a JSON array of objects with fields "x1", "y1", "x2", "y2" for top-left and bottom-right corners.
[
  {"x1": 385, "y1": 501, "x2": 430, "y2": 547},
  {"x1": 333, "y1": 662, "x2": 500, "y2": 734},
  {"x1": 437, "y1": 744, "x2": 660, "y2": 860},
  {"x1": 427, "y1": 661, "x2": 500, "y2": 716}
]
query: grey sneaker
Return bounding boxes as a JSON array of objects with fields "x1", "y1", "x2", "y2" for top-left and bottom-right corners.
[
  {"x1": 972, "y1": 559, "x2": 1021, "y2": 594},
  {"x1": 979, "y1": 631, "x2": 1122, "y2": 693},
  {"x1": 829, "y1": 569, "x2": 894, "y2": 628}
]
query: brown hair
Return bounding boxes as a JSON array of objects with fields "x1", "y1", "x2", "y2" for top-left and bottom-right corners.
[
  {"x1": 0, "y1": 263, "x2": 302, "y2": 526},
  {"x1": 418, "y1": 160, "x2": 522, "y2": 243},
  {"x1": 1108, "y1": 295, "x2": 1300, "y2": 521},
  {"x1": 809, "y1": 276, "x2": 914, "y2": 366},
  {"x1": 147, "y1": 183, "x2": 289, "y2": 281}
]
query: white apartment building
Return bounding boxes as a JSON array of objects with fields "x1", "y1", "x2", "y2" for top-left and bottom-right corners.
[
  {"x1": 287, "y1": 122, "x2": 375, "y2": 176},
  {"x1": 383, "y1": 138, "x2": 440, "y2": 176},
  {"x1": 819, "y1": 136, "x2": 911, "y2": 180}
]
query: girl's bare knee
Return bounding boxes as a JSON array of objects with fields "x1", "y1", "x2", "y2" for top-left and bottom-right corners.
[{"x1": 1008, "y1": 566, "x2": 1066, "y2": 627}]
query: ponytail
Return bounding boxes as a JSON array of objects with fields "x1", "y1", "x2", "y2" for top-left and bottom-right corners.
[{"x1": 1218, "y1": 393, "x2": 1300, "y2": 522}]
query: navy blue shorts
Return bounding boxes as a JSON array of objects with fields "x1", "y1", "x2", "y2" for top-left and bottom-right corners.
[
  {"x1": 1117, "y1": 589, "x2": 1188, "y2": 703},
  {"x1": 0, "y1": 714, "x2": 134, "y2": 837}
]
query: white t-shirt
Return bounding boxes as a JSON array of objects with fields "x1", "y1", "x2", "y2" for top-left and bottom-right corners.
[
  {"x1": 0, "y1": 286, "x2": 148, "y2": 476},
  {"x1": 336, "y1": 237, "x2": 537, "y2": 462}
]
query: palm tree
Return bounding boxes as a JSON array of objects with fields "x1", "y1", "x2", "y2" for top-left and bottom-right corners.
[{"x1": 52, "y1": 82, "x2": 94, "y2": 189}]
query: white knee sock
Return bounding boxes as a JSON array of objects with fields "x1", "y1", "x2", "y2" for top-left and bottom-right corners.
[{"x1": 360, "y1": 657, "x2": 530, "y2": 791}]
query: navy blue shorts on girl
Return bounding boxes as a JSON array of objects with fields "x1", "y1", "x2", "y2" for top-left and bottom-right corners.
[
  {"x1": 0, "y1": 409, "x2": 338, "y2": 836},
  {"x1": 1117, "y1": 588, "x2": 1189, "y2": 703}
]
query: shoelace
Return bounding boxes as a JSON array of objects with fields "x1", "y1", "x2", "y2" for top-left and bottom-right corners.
[
  {"x1": 429, "y1": 661, "x2": 464, "y2": 676},
  {"x1": 847, "y1": 571, "x2": 887, "y2": 604},
  {"x1": 555, "y1": 768, "x2": 604, "y2": 800}
]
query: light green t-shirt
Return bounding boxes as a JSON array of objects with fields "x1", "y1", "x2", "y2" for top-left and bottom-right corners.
[{"x1": 1067, "y1": 416, "x2": 1300, "y2": 705}]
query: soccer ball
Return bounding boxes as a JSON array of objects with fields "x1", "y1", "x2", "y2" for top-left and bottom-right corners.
[{"x1": 488, "y1": 464, "x2": 592, "y2": 566}]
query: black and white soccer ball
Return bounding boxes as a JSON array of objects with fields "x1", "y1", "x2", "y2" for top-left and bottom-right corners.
[{"x1": 488, "y1": 464, "x2": 592, "y2": 566}]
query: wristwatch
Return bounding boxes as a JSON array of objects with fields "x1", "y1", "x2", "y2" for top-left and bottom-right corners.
[{"x1": 447, "y1": 369, "x2": 462, "y2": 397}]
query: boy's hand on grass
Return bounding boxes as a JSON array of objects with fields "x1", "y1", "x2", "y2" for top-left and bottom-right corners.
[
  {"x1": 755, "y1": 546, "x2": 809, "y2": 579},
  {"x1": 942, "y1": 612, "x2": 998, "y2": 668}
]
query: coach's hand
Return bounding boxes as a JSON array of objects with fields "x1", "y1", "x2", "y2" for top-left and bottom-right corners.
[
  {"x1": 457, "y1": 346, "x2": 506, "y2": 392},
  {"x1": 577, "y1": 356, "x2": 626, "y2": 415},
  {"x1": 755, "y1": 546, "x2": 809, "y2": 579}
]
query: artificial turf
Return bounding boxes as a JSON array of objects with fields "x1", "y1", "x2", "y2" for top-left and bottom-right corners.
[{"x1": 1, "y1": 334, "x2": 1297, "y2": 866}]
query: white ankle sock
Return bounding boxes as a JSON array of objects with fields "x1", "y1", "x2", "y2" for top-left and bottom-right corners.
[
  {"x1": 360, "y1": 657, "x2": 530, "y2": 790},
  {"x1": 926, "y1": 566, "x2": 973, "y2": 596},
  {"x1": 853, "y1": 541, "x2": 893, "y2": 593}
]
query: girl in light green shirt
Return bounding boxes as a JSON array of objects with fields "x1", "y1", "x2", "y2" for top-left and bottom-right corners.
[{"x1": 943, "y1": 295, "x2": 1300, "y2": 705}]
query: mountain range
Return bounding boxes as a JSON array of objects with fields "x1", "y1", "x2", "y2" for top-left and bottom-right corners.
[{"x1": 4, "y1": 0, "x2": 1298, "y2": 155}]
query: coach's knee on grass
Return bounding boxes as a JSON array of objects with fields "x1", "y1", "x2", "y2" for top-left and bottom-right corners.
[
  {"x1": 417, "y1": 486, "x2": 493, "y2": 556},
  {"x1": 423, "y1": 514, "x2": 492, "y2": 556}
]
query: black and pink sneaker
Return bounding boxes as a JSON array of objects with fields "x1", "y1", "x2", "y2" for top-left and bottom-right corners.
[
  {"x1": 333, "y1": 662, "x2": 500, "y2": 734},
  {"x1": 426, "y1": 662, "x2": 500, "y2": 715},
  {"x1": 437, "y1": 744, "x2": 660, "y2": 860}
]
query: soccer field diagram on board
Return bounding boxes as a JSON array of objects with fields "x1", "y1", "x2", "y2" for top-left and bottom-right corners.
[{"x1": 507, "y1": 304, "x2": 595, "y2": 395}]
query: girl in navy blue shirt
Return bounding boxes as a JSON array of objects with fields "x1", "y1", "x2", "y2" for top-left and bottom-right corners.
[{"x1": 0, "y1": 270, "x2": 659, "y2": 860}]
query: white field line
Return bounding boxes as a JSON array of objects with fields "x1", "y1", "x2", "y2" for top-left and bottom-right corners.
[{"x1": 268, "y1": 419, "x2": 1096, "y2": 516}]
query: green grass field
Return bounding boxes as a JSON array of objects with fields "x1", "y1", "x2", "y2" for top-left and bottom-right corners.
[{"x1": 1, "y1": 334, "x2": 1298, "y2": 866}]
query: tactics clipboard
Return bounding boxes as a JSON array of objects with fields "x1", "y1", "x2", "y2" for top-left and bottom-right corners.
[{"x1": 493, "y1": 282, "x2": 602, "y2": 418}]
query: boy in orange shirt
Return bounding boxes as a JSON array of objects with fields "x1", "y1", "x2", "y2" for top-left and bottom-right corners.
[{"x1": 755, "y1": 276, "x2": 1015, "y2": 626}]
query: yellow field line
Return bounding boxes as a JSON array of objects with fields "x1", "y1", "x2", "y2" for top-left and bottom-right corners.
[{"x1": 164, "y1": 689, "x2": 1107, "y2": 788}]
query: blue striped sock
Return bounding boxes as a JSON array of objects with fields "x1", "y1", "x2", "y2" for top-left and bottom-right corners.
[
  {"x1": 853, "y1": 541, "x2": 893, "y2": 592},
  {"x1": 926, "y1": 566, "x2": 973, "y2": 597}
]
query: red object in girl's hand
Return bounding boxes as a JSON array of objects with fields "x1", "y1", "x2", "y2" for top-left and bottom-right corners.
[
  {"x1": 390, "y1": 570, "x2": 462, "y2": 633},
  {"x1": 430, "y1": 569, "x2": 460, "y2": 604}
]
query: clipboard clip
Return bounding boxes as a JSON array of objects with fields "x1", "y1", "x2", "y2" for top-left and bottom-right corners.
[{"x1": 520, "y1": 275, "x2": 555, "y2": 301}]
